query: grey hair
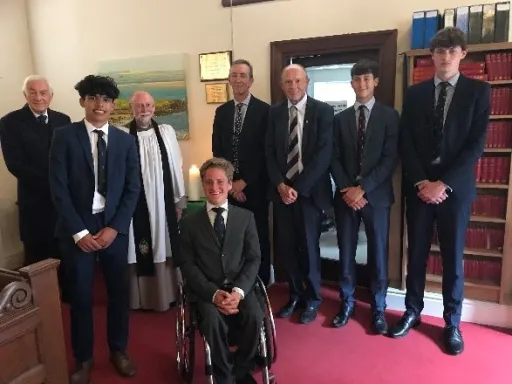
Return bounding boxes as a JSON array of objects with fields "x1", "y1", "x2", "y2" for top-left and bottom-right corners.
[
  {"x1": 22, "y1": 75, "x2": 53, "y2": 95},
  {"x1": 199, "y1": 157, "x2": 234, "y2": 182}
]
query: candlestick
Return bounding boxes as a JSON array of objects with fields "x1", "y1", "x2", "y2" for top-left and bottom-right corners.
[{"x1": 188, "y1": 164, "x2": 202, "y2": 201}]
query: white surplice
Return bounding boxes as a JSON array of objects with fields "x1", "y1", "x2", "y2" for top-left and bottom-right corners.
[{"x1": 120, "y1": 124, "x2": 185, "y2": 264}]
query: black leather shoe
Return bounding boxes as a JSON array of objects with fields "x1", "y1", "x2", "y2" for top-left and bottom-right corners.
[
  {"x1": 372, "y1": 312, "x2": 388, "y2": 335},
  {"x1": 388, "y1": 312, "x2": 421, "y2": 338},
  {"x1": 278, "y1": 299, "x2": 302, "y2": 318},
  {"x1": 299, "y1": 306, "x2": 318, "y2": 324},
  {"x1": 70, "y1": 359, "x2": 94, "y2": 384},
  {"x1": 444, "y1": 325, "x2": 464, "y2": 355},
  {"x1": 332, "y1": 304, "x2": 355, "y2": 328}
]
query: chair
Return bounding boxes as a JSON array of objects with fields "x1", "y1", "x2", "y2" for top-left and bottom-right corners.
[{"x1": 176, "y1": 276, "x2": 277, "y2": 383}]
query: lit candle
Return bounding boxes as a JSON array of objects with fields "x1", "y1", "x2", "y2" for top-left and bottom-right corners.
[{"x1": 188, "y1": 165, "x2": 201, "y2": 201}]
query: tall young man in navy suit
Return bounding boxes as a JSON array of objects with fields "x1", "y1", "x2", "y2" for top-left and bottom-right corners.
[
  {"x1": 330, "y1": 60, "x2": 399, "y2": 334},
  {"x1": 49, "y1": 75, "x2": 140, "y2": 382},
  {"x1": 389, "y1": 27, "x2": 491, "y2": 355}
]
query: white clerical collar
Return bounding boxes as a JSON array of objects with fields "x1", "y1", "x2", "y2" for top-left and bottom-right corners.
[{"x1": 84, "y1": 119, "x2": 109, "y2": 136}]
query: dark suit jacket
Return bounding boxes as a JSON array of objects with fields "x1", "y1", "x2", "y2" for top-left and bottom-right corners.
[
  {"x1": 175, "y1": 205, "x2": 261, "y2": 303},
  {"x1": 212, "y1": 95, "x2": 270, "y2": 201},
  {"x1": 331, "y1": 102, "x2": 399, "y2": 207},
  {"x1": 400, "y1": 75, "x2": 491, "y2": 201},
  {"x1": 265, "y1": 96, "x2": 334, "y2": 210},
  {"x1": 0, "y1": 104, "x2": 71, "y2": 241},
  {"x1": 49, "y1": 121, "x2": 140, "y2": 238}
]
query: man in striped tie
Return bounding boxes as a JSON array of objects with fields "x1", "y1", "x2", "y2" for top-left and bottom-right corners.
[{"x1": 266, "y1": 64, "x2": 334, "y2": 324}]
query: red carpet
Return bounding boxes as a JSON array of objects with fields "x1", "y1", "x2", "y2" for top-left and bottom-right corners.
[{"x1": 62, "y1": 276, "x2": 512, "y2": 384}]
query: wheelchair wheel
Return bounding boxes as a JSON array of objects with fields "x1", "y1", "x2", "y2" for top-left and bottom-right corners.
[
  {"x1": 256, "y1": 277, "x2": 277, "y2": 366},
  {"x1": 176, "y1": 284, "x2": 195, "y2": 383}
]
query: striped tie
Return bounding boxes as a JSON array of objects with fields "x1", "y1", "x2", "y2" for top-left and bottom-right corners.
[{"x1": 286, "y1": 106, "x2": 299, "y2": 183}]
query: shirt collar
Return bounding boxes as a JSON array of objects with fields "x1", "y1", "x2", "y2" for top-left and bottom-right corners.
[
  {"x1": 288, "y1": 93, "x2": 308, "y2": 112},
  {"x1": 234, "y1": 94, "x2": 251, "y2": 107},
  {"x1": 434, "y1": 72, "x2": 460, "y2": 88},
  {"x1": 206, "y1": 200, "x2": 229, "y2": 212},
  {"x1": 31, "y1": 109, "x2": 48, "y2": 119},
  {"x1": 353, "y1": 97, "x2": 376, "y2": 112},
  {"x1": 84, "y1": 119, "x2": 109, "y2": 135}
]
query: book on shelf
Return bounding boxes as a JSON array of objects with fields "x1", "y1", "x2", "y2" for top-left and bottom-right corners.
[
  {"x1": 471, "y1": 193, "x2": 507, "y2": 218},
  {"x1": 427, "y1": 252, "x2": 502, "y2": 284},
  {"x1": 485, "y1": 121, "x2": 512, "y2": 148},
  {"x1": 432, "y1": 224, "x2": 504, "y2": 252},
  {"x1": 475, "y1": 157, "x2": 510, "y2": 184}
]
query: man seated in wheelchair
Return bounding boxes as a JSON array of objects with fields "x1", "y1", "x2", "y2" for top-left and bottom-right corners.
[{"x1": 175, "y1": 157, "x2": 263, "y2": 384}]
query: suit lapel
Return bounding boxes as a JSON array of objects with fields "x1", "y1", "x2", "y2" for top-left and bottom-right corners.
[
  {"x1": 444, "y1": 75, "x2": 467, "y2": 129},
  {"x1": 222, "y1": 205, "x2": 237, "y2": 252},
  {"x1": 199, "y1": 207, "x2": 221, "y2": 249},
  {"x1": 21, "y1": 105, "x2": 48, "y2": 141},
  {"x1": 106, "y1": 126, "x2": 119, "y2": 191},
  {"x1": 278, "y1": 102, "x2": 289, "y2": 154},
  {"x1": 425, "y1": 80, "x2": 436, "y2": 124},
  {"x1": 225, "y1": 100, "x2": 235, "y2": 145},
  {"x1": 77, "y1": 121, "x2": 94, "y2": 174},
  {"x1": 364, "y1": 103, "x2": 379, "y2": 149},
  {"x1": 302, "y1": 97, "x2": 314, "y2": 153},
  {"x1": 346, "y1": 106, "x2": 358, "y2": 152}
]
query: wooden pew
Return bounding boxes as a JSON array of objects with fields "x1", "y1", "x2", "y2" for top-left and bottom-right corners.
[{"x1": 0, "y1": 259, "x2": 68, "y2": 384}]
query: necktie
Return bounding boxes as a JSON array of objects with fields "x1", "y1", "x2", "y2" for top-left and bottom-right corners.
[
  {"x1": 432, "y1": 81, "x2": 449, "y2": 161},
  {"x1": 36, "y1": 115, "x2": 47, "y2": 124},
  {"x1": 286, "y1": 106, "x2": 299, "y2": 183},
  {"x1": 94, "y1": 129, "x2": 107, "y2": 197},
  {"x1": 357, "y1": 105, "x2": 366, "y2": 174},
  {"x1": 212, "y1": 207, "x2": 226, "y2": 244},
  {"x1": 232, "y1": 103, "x2": 243, "y2": 174}
]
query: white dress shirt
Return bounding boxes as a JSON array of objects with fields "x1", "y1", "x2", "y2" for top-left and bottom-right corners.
[
  {"x1": 206, "y1": 200, "x2": 245, "y2": 301},
  {"x1": 73, "y1": 120, "x2": 109, "y2": 243},
  {"x1": 288, "y1": 94, "x2": 307, "y2": 173},
  {"x1": 31, "y1": 109, "x2": 48, "y2": 123}
]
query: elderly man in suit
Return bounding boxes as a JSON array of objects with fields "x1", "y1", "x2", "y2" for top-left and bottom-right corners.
[
  {"x1": 175, "y1": 157, "x2": 262, "y2": 384},
  {"x1": 330, "y1": 59, "x2": 399, "y2": 334},
  {"x1": 212, "y1": 59, "x2": 271, "y2": 285},
  {"x1": 266, "y1": 64, "x2": 333, "y2": 324},
  {"x1": 0, "y1": 75, "x2": 71, "y2": 266},
  {"x1": 49, "y1": 75, "x2": 140, "y2": 382},
  {"x1": 390, "y1": 27, "x2": 491, "y2": 355}
]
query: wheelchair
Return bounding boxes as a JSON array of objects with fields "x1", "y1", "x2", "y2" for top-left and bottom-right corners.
[{"x1": 176, "y1": 276, "x2": 277, "y2": 384}]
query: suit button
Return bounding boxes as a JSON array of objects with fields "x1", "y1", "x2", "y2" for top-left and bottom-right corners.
[{"x1": 222, "y1": 253, "x2": 226, "y2": 257}]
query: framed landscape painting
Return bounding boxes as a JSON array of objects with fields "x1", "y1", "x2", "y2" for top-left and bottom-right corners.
[{"x1": 98, "y1": 54, "x2": 190, "y2": 140}]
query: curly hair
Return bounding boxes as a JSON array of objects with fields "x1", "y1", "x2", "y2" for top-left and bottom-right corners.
[{"x1": 74, "y1": 75, "x2": 120, "y2": 100}]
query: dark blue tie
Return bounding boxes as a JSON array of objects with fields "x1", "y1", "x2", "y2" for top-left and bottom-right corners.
[
  {"x1": 212, "y1": 207, "x2": 226, "y2": 244},
  {"x1": 36, "y1": 115, "x2": 47, "y2": 124},
  {"x1": 94, "y1": 129, "x2": 107, "y2": 197}
]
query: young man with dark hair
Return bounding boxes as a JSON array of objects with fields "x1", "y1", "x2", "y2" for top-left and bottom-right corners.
[
  {"x1": 330, "y1": 59, "x2": 399, "y2": 334},
  {"x1": 49, "y1": 75, "x2": 141, "y2": 382},
  {"x1": 389, "y1": 27, "x2": 491, "y2": 355},
  {"x1": 176, "y1": 157, "x2": 262, "y2": 384}
]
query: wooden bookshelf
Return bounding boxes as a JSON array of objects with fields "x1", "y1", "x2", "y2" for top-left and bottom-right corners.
[{"x1": 402, "y1": 42, "x2": 512, "y2": 305}]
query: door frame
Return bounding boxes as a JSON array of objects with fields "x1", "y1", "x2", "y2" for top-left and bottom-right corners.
[
  {"x1": 268, "y1": 29, "x2": 402, "y2": 287},
  {"x1": 269, "y1": 29, "x2": 398, "y2": 106}
]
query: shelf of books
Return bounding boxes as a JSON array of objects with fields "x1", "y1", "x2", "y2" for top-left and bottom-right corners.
[{"x1": 402, "y1": 41, "x2": 512, "y2": 304}]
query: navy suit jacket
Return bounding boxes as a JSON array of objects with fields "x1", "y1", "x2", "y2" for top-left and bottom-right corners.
[
  {"x1": 212, "y1": 95, "x2": 270, "y2": 201},
  {"x1": 400, "y1": 75, "x2": 491, "y2": 201},
  {"x1": 0, "y1": 104, "x2": 71, "y2": 241},
  {"x1": 265, "y1": 96, "x2": 334, "y2": 210},
  {"x1": 331, "y1": 102, "x2": 399, "y2": 207},
  {"x1": 49, "y1": 121, "x2": 140, "y2": 239}
]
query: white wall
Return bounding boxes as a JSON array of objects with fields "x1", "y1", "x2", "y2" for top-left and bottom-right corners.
[{"x1": 0, "y1": 0, "x2": 35, "y2": 267}]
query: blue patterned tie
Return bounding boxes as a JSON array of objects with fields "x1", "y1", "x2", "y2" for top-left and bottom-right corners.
[{"x1": 212, "y1": 207, "x2": 226, "y2": 244}]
